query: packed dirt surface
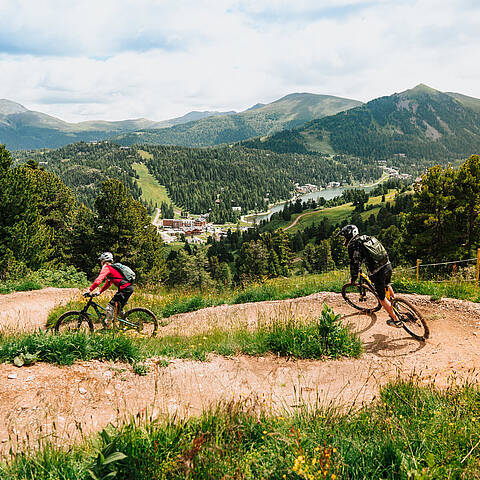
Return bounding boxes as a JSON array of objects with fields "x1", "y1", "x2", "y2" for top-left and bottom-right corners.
[
  {"x1": 0, "y1": 287, "x2": 79, "y2": 335},
  {"x1": 1, "y1": 289, "x2": 480, "y2": 454}
]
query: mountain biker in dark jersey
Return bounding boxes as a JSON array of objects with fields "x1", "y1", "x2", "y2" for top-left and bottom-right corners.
[
  {"x1": 336, "y1": 225, "x2": 400, "y2": 327},
  {"x1": 84, "y1": 252, "x2": 134, "y2": 326}
]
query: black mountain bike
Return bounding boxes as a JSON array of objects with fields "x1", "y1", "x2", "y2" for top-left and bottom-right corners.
[
  {"x1": 54, "y1": 293, "x2": 158, "y2": 336},
  {"x1": 341, "y1": 269, "x2": 429, "y2": 341}
]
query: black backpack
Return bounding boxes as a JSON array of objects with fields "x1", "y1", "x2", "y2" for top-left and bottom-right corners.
[{"x1": 358, "y1": 235, "x2": 389, "y2": 269}]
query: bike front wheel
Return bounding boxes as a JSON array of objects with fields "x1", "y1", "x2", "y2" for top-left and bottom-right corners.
[
  {"x1": 54, "y1": 311, "x2": 94, "y2": 334},
  {"x1": 342, "y1": 282, "x2": 382, "y2": 312},
  {"x1": 392, "y1": 297, "x2": 429, "y2": 341},
  {"x1": 122, "y1": 307, "x2": 158, "y2": 337}
]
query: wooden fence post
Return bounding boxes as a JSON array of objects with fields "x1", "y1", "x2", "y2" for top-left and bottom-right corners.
[
  {"x1": 476, "y1": 249, "x2": 480, "y2": 287},
  {"x1": 416, "y1": 259, "x2": 421, "y2": 282}
]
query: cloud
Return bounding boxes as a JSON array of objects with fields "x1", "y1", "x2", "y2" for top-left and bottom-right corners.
[{"x1": 0, "y1": 0, "x2": 479, "y2": 122}]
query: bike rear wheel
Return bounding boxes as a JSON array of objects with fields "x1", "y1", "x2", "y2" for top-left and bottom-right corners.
[
  {"x1": 392, "y1": 297, "x2": 429, "y2": 341},
  {"x1": 123, "y1": 307, "x2": 158, "y2": 336},
  {"x1": 54, "y1": 311, "x2": 94, "y2": 334},
  {"x1": 342, "y1": 282, "x2": 382, "y2": 312}
]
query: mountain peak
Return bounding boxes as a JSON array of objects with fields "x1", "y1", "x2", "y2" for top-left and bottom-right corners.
[
  {"x1": 0, "y1": 99, "x2": 28, "y2": 115},
  {"x1": 401, "y1": 84, "x2": 441, "y2": 96}
]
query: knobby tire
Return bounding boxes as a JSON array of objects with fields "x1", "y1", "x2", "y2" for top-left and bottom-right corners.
[
  {"x1": 341, "y1": 282, "x2": 382, "y2": 313},
  {"x1": 123, "y1": 307, "x2": 158, "y2": 336},
  {"x1": 392, "y1": 297, "x2": 429, "y2": 341},
  {"x1": 54, "y1": 310, "x2": 94, "y2": 333}
]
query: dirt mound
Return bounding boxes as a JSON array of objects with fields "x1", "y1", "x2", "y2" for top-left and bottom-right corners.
[
  {"x1": 1, "y1": 290, "x2": 480, "y2": 454},
  {"x1": 0, "y1": 287, "x2": 79, "y2": 335}
]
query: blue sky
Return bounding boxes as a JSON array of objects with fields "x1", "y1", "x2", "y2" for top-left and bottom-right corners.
[{"x1": 0, "y1": 0, "x2": 478, "y2": 122}]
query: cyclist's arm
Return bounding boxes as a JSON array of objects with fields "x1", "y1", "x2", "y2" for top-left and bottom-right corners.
[
  {"x1": 348, "y1": 244, "x2": 363, "y2": 283},
  {"x1": 89, "y1": 265, "x2": 110, "y2": 292},
  {"x1": 99, "y1": 278, "x2": 112, "y2": 294}
]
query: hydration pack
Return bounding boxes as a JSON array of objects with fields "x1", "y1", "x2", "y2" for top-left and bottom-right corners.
[
  {"x1": 358, "y1": 235, "x2": 388, "y2": 269},
  {"x1": 112, "y1": 263, "x2": 136, "y2": 283}
]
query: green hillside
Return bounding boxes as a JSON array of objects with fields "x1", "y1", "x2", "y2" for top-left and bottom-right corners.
[
  {"x1": 113, "y1": 93, "x2": 362, "y2": 147},
  {"x1": 244, "y1": 85, "x2": 480, "y2": 169}
]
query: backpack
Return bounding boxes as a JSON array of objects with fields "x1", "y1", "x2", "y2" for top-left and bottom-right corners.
[
  {"x1": 358, "y1": 235, "x2": 388, "y2": 270},
  {"x1": 111, "y1": 263, "x2": 136, "y2": 283}
]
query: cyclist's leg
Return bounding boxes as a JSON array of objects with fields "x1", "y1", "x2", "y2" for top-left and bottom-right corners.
[
  {"x1": 370, "y1": 264, "x2": 399, "y2": 324},
  {"x1": 107, "y1": 290, "x2": 127, "y2": 326},
  {"x1": 105, "y1": 303, "x2": 115, "y2": 327},
  {"x1": 115, "y1": 285, "x2": 134, "y2": 317}
]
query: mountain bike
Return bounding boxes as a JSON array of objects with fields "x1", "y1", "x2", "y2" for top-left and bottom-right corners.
[
  {"x1": 341, "y1": 269, "x2": 429, "y2": 341},
  {"x1": 54, "y1": 293, "x2": 158, "y2": 336}
]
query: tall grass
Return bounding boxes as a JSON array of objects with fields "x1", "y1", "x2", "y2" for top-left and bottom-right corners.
[
  {"x1": 144, "y1": 304, "x2": 362, "y2": 361},
  {"x1": 4, "y1": 305, "x2": 362, "y2": 365},
  {"x1": 1, "y1": 380, "x2": 479, "y2": 479},
  {"x1": 0, "y1": 331, "x2": 144, "y2": 366}
]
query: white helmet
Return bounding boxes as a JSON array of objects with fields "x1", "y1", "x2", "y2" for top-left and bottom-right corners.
[
  {"x1": 98, "y1": 252, "x2": 114, "y2": 263},
  {"x1": 336, "y1": 225, "x2": 359, "y2": 246}
]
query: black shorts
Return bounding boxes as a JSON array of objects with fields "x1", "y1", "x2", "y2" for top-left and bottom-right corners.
[
  {"x1": 369, "y1": 263, "x2": 392, "y2": 300},
  {"x1": 108, "y1": 285, "x2": 134, "y2": 311}
]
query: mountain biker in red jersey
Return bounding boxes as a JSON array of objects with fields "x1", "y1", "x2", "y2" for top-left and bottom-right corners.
[
  {"x1": 84, "y1": 252, "x2": 134, "y2": 326},
  {"x1": 336, "y1": 225, "x2": 401, "y2": 327}
]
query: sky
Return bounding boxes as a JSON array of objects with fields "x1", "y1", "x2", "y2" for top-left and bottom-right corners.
[{"x1": 0, "y1": 0, "x2": 479, "y2": 123}]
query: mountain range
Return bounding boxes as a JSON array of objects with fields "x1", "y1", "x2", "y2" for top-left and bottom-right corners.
[
  {"x1": 243, "y1": 84, "x2": 480, "y2": 164},
  {"x1": 113, "y1": 93, "x2": 362, "y2": 147},
  {"x1": 0, "y1": 93, "x2": 361, "y2": 150},
  {"x1": 0, "y1": 99, "x2": 238, "y2": 150}
]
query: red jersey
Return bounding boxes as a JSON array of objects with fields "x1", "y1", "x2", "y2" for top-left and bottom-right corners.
[{"x1": 89, "y1": 265, "x2": 132, "y2": 293}]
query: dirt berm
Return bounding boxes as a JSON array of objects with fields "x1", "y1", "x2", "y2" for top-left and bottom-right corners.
[{"x1": 1, "y1": 288, "x2": 479, "y2": 453}]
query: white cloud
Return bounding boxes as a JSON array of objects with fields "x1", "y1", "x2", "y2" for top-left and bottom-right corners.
[{"x1": 0, "y1": 0, "x2": 479, "y2": 122}]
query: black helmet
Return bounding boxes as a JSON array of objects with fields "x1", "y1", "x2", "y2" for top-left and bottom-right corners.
[{"x1": 335, "y1": 225, "x2": 359, "y2": 246}]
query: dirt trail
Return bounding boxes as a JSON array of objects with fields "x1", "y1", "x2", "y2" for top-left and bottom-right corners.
[
  {"x1": 1, "y1": 290, "x2": 480, "y2": 453},
  {"x1": 0, "y1": 287, "x2": 79, "y2": 335}
]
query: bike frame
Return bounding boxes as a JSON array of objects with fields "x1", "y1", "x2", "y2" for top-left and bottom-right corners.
[
  {"x1": 82, "y1": 296, "x2": 138, "y2": 329},
  {"x1": 358, "y1": 269, "x2": 393, "y2": 303}
]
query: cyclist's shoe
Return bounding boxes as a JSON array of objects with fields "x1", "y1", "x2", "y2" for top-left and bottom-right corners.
[{"x1": 386, "y1": 317, "x2": 402, "y2": 328}]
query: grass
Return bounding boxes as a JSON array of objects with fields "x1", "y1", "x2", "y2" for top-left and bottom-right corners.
[
  {"x1": 1, "y1": 380, "x2": 479, "y2": 479},
  {"x1": 143, "y1": 304, "x2": 362, "y2": 362},
  {"x1": 0, "y1": 331, "x2": 144, "y2": 366},
  {"x1": 132, "y1": 162, "x2": 173, "y2": 207},
  {"x1": 5, "y1": 304, "x2": 361, "y2": 365},
  {"x1": 392, "y1": 275, "x2": 480, "y2": 303}
]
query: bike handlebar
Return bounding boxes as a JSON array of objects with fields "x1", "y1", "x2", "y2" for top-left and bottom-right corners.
[{"x1": 83, "y1": 292, "x2": 100, "y2": 298}]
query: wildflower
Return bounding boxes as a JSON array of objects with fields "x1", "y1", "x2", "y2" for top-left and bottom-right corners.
[
  {"x1": 332, "y1": 448, "x2": 337, "y2": 453},
  {"x1": 331, "y1": 475, "x2": 337, "y2": 480}
]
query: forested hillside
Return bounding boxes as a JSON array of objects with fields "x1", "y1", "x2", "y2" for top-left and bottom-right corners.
[
  {"x1": 14, "y1": 142, "x2": 382, "y2": 221},
  {"x1": 141, "y1": 145, "x2": 380, "y2": 221},
  {"x1": 113, "y1": 93, "x2": 362, "y2": 147},
  {"x1": 244, "y1": 85, "x2": 480, "y2": 171},
  {"x1": 14, "y1": 142, "x2": 142, "y2": 209}
]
